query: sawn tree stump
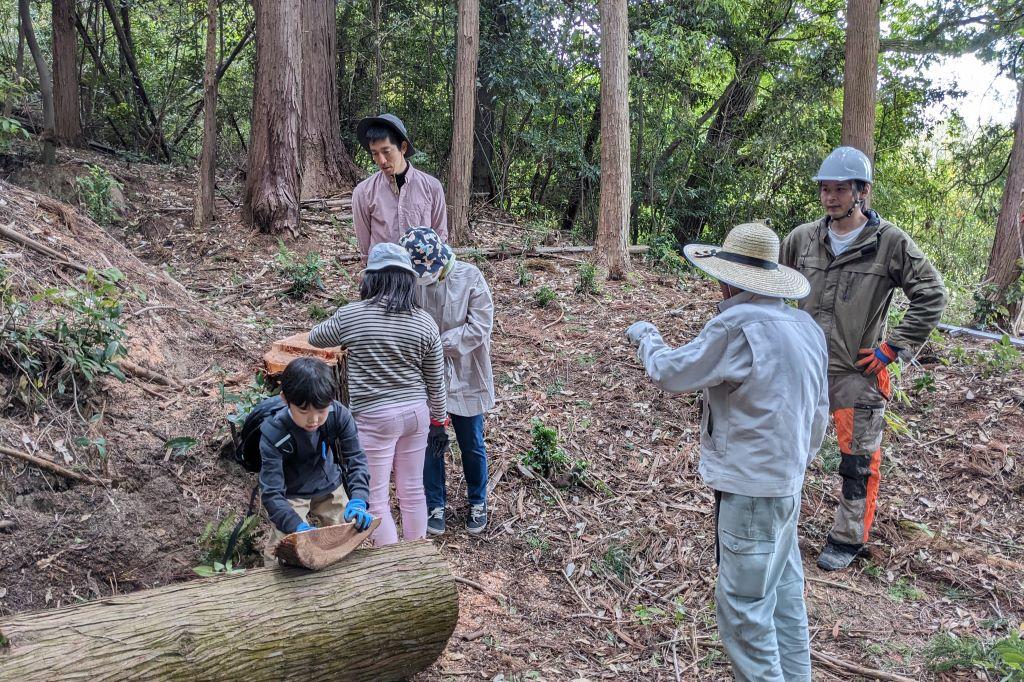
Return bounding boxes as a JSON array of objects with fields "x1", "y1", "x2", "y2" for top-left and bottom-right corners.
[{"x1": 0, "y1": 541, "x2": 457, "y2": 681}]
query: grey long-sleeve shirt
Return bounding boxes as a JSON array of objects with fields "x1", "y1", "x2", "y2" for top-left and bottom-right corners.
[
  {"x1": 634, "y1": 292, "x2": 830, "y2": 497},
  {"x1": 416, "y1": 261, "x2": 495, "y2": 416},
  {"x1": 259, "y1": 400, "x2": 370, "y2": 534}
]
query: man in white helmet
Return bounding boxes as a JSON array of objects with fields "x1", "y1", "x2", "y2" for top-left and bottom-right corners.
[{"x1": 781, "y1": 147, "x2": 947, "y2": 571}]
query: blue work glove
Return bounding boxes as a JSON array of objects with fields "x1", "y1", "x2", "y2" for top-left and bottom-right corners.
[
  {"x1": 294, "y1": 522, "x2": 314, "y2": 533},
  {"x1": 626, "y1": 321, "x2": 658, "y2": 346},
  {"x1": 344, "y1": 498, "x2": 373, "y2": 531}
]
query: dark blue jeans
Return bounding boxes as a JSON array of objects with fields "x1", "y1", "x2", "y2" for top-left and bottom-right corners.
[{"x1": 424, "y1": 414, "x2": 488, "y2": 509}]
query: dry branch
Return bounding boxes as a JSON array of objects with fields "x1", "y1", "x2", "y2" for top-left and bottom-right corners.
[
  {"x1": 0, "y1": 223, "x2": 90, "y2": 275},
  {"x1": 0, "y1": 445, "x2": 108, "y2": 486},
  {"x1": 334, "y1": 244, "x2": 650, "y2": 264},
  {"x1": 118, "y1": 359, "x2": 183, "y2": 388}
]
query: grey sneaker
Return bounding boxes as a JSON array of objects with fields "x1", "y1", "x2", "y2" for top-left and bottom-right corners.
[
  {"x1": 466, "y1": 504, "x2": 487, "y2": 535},
  {"x1": 427, "y1": 507, "x2": 446, "y2": 536}
]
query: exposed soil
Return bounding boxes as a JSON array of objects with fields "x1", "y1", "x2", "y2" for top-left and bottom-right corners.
[{"x1": 1, "y1": 148, "x2": 1022, "y2": 680}]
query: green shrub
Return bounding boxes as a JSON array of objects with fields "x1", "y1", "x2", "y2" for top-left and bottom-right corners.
[
  {"x1": 925, "y1": 631, "x2": 1024, "y2": 677},
  {"x1": 521, "y1": 418, "x2": 570, "y2": 476},
  {"x1": 221, "y1": 372, "x2": 278, "y2": 428},
  {"x1": 515, "y1": 260, "x2": 533, "y2": 286},
  {"x1": 534, "y1": 285, "x2": 557, "y2": 307},
  {"x1": 75, "y1": 165, "x2": 123, "y2": 226},
  {"x1": 194, "y1": 512, "x2": 262, "y2": 576},
  {"x1": 576, "y1": 262, "x2": 600, "y2": 295},
  {"x1": 0, "y1": 267, "x2": 128, "y2": 406},
  {"x1": 274, "y1": 242, "x2": 325, "y2": 297}
]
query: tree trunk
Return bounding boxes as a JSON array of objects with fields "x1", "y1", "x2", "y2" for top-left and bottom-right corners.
[
  {"x1": 101, "y1": 0, "x2": 171, "y2": 159},
  {"x1": 0, "y1": 542, "x2": 458, "y2": 681},
  {"x1": 194, "y1": 0, "x2": 218, "y2": 228},
  {"x1": 841, "y1": 0, "x2": 880, "y2": 160},
  {"x1": 18, "y1": 0, "x2": 56, "y2": 165},
  {"x1": 370, "y1": 0, "x2": 382, "y2": 112},
  {"x1": 299, "y1": 0, "x2": 361, "y2": 199},
  {"x1": 981, "y1": 79, "x2": 1024, "y2": 334},
  {"x1": 561, "y1": 101, "x2": 601, "y2": 232},
  {"x1": 3, "y1": 14, "x2": 26, "y2": 117},
  {"x1": 471, "y1": 77, "x2": 497, "y2": 199},
  {"x1": 672, "y1": 55, "x2": 765, "y2": 246},
  {"x1": 243, "y1": 0, "x2": 302, "y2": 235},
  {"x1": 447, "y1": 0, "x2": 481, "y2": 245},
  {"x1": 595, "y1": 0, "x2": 631, "y2": 279},
  {"x1": 51, "y1": 0, "x2": 82, "y2": 145}
]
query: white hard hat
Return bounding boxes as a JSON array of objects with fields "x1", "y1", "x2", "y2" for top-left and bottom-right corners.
[{"x1": 813, "y1": 146, "x2": 872, "y2": 184}]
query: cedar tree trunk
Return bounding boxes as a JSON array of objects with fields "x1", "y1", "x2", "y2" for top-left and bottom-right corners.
[
  {"x1": 595, "y1": 0, "x2": 631, "y2": 278},
  {"x1": 244, "y1": 0, "x2": 302, "y2": 235},
  {"x1": 447, "y1": 0, "x2": 480, "y2": 245}
]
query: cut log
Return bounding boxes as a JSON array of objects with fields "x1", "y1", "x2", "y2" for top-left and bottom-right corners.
[
  {"x1": 263, "y1": 332, "x2": 349, "y2": 405},
  {"x1": 274, "y1": 518, "x2": 380, "y2": 570},
  {"x1": 0, "y1": 541, "x2": 457, "y2": 681}
]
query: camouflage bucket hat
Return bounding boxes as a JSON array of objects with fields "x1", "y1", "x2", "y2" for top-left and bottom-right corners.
[{"x1": 399, "y1": 227, "x2": 453, "y2": 278}]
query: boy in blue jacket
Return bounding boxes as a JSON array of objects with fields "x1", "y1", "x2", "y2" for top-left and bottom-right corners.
[{"x1": 260, "y1": 357, "x2": 373, "y2": 561}]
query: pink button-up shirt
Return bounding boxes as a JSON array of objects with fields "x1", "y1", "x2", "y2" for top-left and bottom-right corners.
[{"x1": 352, "y1": 163, "x2": 448, "y2": 259}]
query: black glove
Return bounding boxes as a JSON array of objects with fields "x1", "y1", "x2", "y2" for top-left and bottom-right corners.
[{"x1": 427, "y1": 423, "x2": 450, "y2": 459}]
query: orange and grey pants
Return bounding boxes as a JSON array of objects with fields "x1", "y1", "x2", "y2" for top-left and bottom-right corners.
[{"x1": 826, "y1": 370, "x2": 891, "y2": 550}]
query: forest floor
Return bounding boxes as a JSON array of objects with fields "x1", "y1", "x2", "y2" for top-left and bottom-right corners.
[{"x1": 1, "y1": 148, "x2": 1023, "y2": 681}]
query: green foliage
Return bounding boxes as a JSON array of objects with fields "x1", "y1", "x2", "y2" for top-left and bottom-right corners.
[
  {"x1": 981, "y1": 335, "x2": 1022, "y2": 376},
  {"x1": 515, "y1": 260, "x2": 533, "y2": 286},
  {"x1": 644, "y1": 235, "x2": 689, "y2": 276},
  {"x1": 521, "y1": 418, "x2": 570, "y2": 476},
  {"x1": 602, "y1": 544, "x2": 632, "y2": 581},
  {"x1": 164, "y1": 436, "x2": 199, "y2": 459},
  {"x1": 887, "y1": 578, "x2": 925, "y2": 603},
  {"x1": 925, "y1": 631, "x2": 1024, "y2": 678},
  {"x1": 817, "y1": 435, "x2": 841, "y2": 474},
  {"x1": 308, "y1": 302, "x2": 330, "y2": 322},
  {"x1": 74, "y1": 165, "x2": 123, "y2": 226},
  {"x1": 221, "y1": 373, "x2": 278, "y2": 428},
  {"x1": 0, "y1": 76, "x2": 29, "y2": 151},
  {"x1": 633, "y1": 603, "x2": 667, "y2": 626},
  {"x1": 1, "y1": 267, "x2": 127, "y2": 406},
  {"x1": 274, "y1": 242, "x2": 325, "y2": 298},
  {"x1": 575, "y1": 262, "x2": 600, "y2": 295},
  {"x1": 194, "y1": 512, "x2": 261, "y2": 576},
  {"x1": 533, "y1": 285, "x2": 557, "y2": 308}
]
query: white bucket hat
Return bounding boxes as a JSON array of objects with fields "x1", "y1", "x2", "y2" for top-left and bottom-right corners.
[
  {"x1": 683, "y1": 222, "x2": 811, "y2": 299},
  {"x1": 363, "y1": 242, "x2": 416, "y2": 275}
]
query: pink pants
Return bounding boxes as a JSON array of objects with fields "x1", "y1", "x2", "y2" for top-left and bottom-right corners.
[{"x1": 355, "y1": 400, "x2": 429, "y2": 545}]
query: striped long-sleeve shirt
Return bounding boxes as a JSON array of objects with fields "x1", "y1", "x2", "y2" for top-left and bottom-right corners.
[{"x1": 308, "y1": 300, "x2": 447, "y2": 421}]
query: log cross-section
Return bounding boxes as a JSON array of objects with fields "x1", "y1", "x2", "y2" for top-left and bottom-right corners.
[{"x1": 0, "y1": 541, "x2": 458, "y2": 681}]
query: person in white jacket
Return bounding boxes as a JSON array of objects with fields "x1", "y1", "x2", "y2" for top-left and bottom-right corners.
[
  {"x1": 627, "y1": 222, "x2": 829, "y2": 682},
  {"x1": 400, "y1": 227, "x2": 495, "y2": 535}
]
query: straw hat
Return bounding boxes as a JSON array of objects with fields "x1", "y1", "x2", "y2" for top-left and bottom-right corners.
[{"x1": 682, "y1": 222, "x2": 810, "y2": 299}]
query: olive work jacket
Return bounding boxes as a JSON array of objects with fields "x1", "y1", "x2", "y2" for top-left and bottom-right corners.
[{"x1": 780, "y1": 210, "x2": 947, "y2": 376}]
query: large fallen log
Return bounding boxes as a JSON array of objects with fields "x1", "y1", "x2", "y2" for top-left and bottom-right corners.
[
  {"x1": 0, "y1": 541, "x2": 457, "y2": 681},
  {"x1": 335, "y1": 243, "x2": 650, "y2": 263}
]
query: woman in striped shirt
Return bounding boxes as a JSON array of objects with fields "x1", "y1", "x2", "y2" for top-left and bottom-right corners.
[{"x1": 308, "y1": 242, "x2": 447, "y2": 545}]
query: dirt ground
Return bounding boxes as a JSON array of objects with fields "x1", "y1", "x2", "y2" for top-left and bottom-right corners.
[{"x1": 1, "y1": 149, "x2": 1022, "y2": 680}]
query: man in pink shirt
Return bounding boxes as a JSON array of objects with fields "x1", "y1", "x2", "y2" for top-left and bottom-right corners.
[{"x1": 353, "y1": 114, "x2": 448, "y2": 263}]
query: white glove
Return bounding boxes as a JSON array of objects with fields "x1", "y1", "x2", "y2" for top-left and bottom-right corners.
[{"x1": 626, "y1": 321, "x2": 658, "y2": 346}]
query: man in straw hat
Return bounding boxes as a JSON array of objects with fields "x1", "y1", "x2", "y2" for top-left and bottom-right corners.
[
  {"x1": 781, "y1": 147, "x2": 947, "y2": 572},
  {"x1": 626, "y1": 222, "x2": 829, "y2": 682},
  {"x1": 352, "y1": 113, "x2": 448, "y2": 264}
]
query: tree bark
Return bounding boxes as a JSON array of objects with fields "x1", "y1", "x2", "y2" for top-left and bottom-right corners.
[
  {"x1": 0, "y1": 542, "x2": 458, "y2": 681},
  {"x1": 447, "y1": 0, "x2": 481, "y2": 245},
  {"x1": 3, "y1": 12, "x2": 26, "y2": 117},
  {"x1": 51, "y1": 0, "x2": 82, "y2": 145},
  {"x1": 194, "y1": 0, "x2": 218, "y2": 228},
  {"x1": 595, "y1": 0, "x2": 631, "y2": 279},
  {"x1": 841, "y1": 0, "x2": 880, "y2": 160},
  {"x1": 18, "y1": 0, "x2": 56, "y2": 164},
  {"x1": 101, "y1": 0, "x2": 171, "y2": 159},
  {"x1": 981, "y1": 79, "x2": 1024, "y2": 334},
  {"x1": 244, "y1": 0, "x2": 302, "y2": 235},
  {"x1": 299, "y1": 0, "x2": 361, "y2": 199}
]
